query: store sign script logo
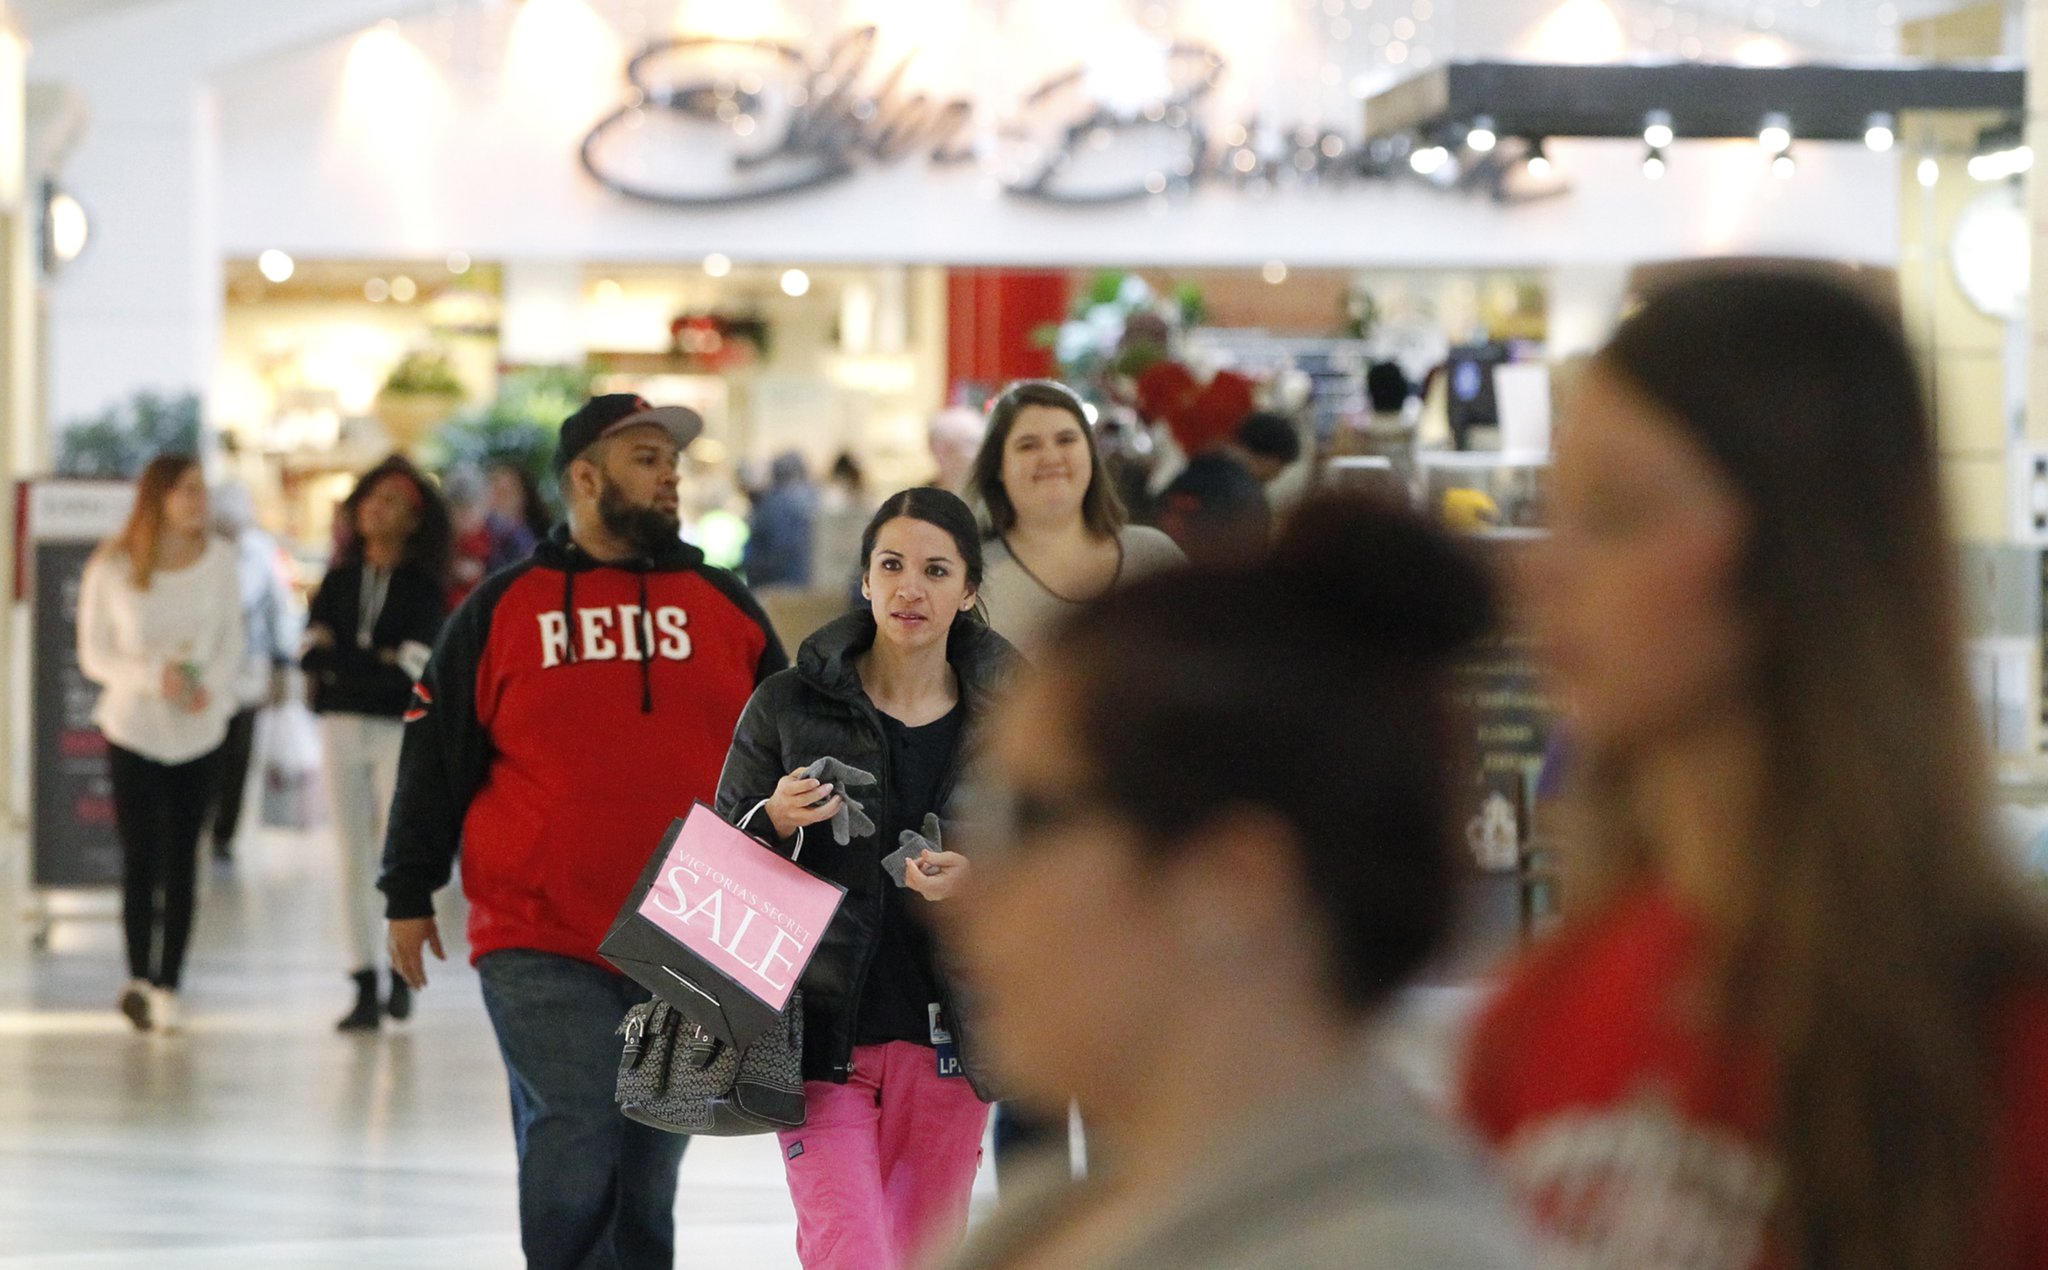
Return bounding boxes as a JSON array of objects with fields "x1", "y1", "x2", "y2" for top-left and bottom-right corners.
[{"x1": 580, "y1": 26, "x2": 1364, "y2": 208}]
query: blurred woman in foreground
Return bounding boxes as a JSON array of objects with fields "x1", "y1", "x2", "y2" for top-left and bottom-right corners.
[
  {"x1": 1462, "y1": 268, "x2": 2048, "y2": 1268},
  {"x1": 943, "y1": 496, "x2": 1531, "y2": 1270}
]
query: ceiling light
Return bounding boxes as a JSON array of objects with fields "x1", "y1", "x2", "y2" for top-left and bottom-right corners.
[
  {"x1": 1968, "y1": 145, "x2": 2033, "y2": 182},
  {"x1": 445, "y1": 251, "x2": 471, "y2": 275},
  {"x1": 1758, "y1": 113, "x2": 1792, "y2": 154},
  {"x1": 1262, "y1": 260, "x2": 1289, "y2": 285},
  {"x1": 1968, "y1": 123, "x2": 2033, "y2": 182},
  {"x1": 1467, "y1": 115, "x2": 1497, "y2": 153},
  {"x1": 365, "y1": 277, "x2": 391, "y2": 303},
  {"x1": 1643, "y1": 147, "x2": 1666, "y2": 180},
  {"x1": 389, "y1": 275, "x2": 418, "y2": 302},
  {"x1": 1772, "y1": 150, "x2": 1796, "y2": 179},
  {"x1": 703, "y1": 252, "x2": 733, "y2": 278},
  {"x1": 1409, "y1": 144, "x2": 1450, "y2": 176},
  {"x1": 1917, "y1": 156, "x2": 1940, "y2": 187},
  {"x1": 1526, "y1": 138, "x2": 1552, "y2": 179},
  {"x1": 780, "y1": 268, "x2": 811, "y2": 297},
  {"x1": 258, "y1": 249, "x2": 295, "y2": 284},
  {"x1": 44, "y1": 191, "x2": 89, "y2": 269},
  {"x1": 1863, "y1": 112, "x2": 1895, "y2": 152},
  {"x1": 1643, "y1": 110, "x2": 1674, "y2": 149}
]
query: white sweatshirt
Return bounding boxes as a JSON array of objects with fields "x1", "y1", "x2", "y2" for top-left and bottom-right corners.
[{"x1": 76, "y1": 539, "x2": 245, "y2": 764}]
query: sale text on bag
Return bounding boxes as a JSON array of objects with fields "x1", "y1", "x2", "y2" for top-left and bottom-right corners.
[{"x1": 638, "y1": 844, "x2": 832, "y2": 1011}]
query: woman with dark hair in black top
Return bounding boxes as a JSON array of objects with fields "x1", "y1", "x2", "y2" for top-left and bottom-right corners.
[
  {"x1": 304, "y1": 455, "x2": 451, "y2": 1031},
  {"x1": 717, "y1": 486, "x2": 1020, "y2": 1270}
]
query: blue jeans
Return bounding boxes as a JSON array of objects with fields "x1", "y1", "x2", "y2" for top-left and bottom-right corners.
[{"x1": 478, "y1": 950, "x2": 690, "y2": 1270}]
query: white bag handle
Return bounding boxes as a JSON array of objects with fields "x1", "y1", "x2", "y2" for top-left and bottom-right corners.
[{"x1": 738, "y1": 799, "x2": 805, "y2": 863}]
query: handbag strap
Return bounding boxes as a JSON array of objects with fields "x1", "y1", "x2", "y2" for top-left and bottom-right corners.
[{"x1": 738, "y1": 799, "x2": 806, "y2": 862}]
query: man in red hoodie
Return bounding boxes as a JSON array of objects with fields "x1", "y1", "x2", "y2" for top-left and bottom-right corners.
[{"x1": 380, "y1": 394, "x2": 786, "y2": 1270}]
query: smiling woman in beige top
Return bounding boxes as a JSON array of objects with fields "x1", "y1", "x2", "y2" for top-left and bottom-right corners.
[{"x1": 968, "y1": 380, "x2": 1182, "y2": 660}]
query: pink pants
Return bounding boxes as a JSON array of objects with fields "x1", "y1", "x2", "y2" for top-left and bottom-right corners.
[{"x1": 777, "y1": 1041, "x2": 991, "y2": 1270}]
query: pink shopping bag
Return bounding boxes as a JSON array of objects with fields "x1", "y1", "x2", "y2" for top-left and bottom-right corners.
[{"x1": 600, "y1": 802, "x2": 845, "y2": 1048}]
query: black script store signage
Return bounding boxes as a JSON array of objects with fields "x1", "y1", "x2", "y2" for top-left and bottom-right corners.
[{"x1": 580, "y1": 25, "x2": 1391, "y2": 209}]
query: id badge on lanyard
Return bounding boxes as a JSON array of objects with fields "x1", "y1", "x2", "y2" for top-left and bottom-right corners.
[{"x1": 929, "y1": 1003, "x2": 963, "y2": 1078}]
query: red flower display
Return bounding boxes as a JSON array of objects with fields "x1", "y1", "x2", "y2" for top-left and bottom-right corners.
[{"x1": 1135, "y1": 363, "x2": 1257, "y2": 455}]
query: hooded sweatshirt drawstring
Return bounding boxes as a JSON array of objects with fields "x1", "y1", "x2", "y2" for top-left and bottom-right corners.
[
  {"x1": 558, "y1": 539, "x2": 657, "y2": 714},
  {"x1": 635, "y1": 565, "x2": 654, "y2": 714},
  {"x1": 560, "y1": 548, "x2": 580, "y2": 665}
]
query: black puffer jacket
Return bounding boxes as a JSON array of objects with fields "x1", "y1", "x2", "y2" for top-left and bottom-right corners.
[
  {"x1": 302, "y1": 560, "x2": 449, "y2": 717},
  {"x1": 715, "y1": 609, "x2": 1019, "y2": 1097}
]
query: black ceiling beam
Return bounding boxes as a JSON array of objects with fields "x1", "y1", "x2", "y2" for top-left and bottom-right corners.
[{"x1": 1364, "y1": 60, "x2": 2025, "y2": 142}]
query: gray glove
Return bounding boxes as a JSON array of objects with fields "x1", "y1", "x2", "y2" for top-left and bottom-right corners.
[
  {"x1": 881, "y1": 814, "x2": 943, "y2": 888},
  {"x1": 804, "y1": 757, "x2": 878, "y2": 845}
]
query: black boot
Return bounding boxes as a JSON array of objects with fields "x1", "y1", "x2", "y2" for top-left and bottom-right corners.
[
  {"x1": 385, "y1": 969, "x2": 412, "y2": 1022},
  {"x1": 337, "y1": 969, "x2": 380, "y2": 1032}
]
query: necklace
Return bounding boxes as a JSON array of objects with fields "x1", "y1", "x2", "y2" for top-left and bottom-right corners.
[
  {"x1": 1000, "y1": 532, "x2": 1125, "y2": 605},
  {"x1": 357, "y1": 564, "x2": 394, "y2": 649}
]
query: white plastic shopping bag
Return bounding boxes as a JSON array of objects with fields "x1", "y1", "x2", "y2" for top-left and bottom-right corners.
[{"x1": 259, "y1": 697, "x2": 327, "y2": 831}]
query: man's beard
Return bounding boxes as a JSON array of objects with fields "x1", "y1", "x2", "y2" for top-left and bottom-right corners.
[{"x1": 597, "y1": 476, "x2": 680, "y2": 557}]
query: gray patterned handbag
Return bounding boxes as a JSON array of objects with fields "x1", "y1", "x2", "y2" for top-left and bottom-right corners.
[{"x1": 613, "y1": 990, "x2": 806, "y2": 1136}]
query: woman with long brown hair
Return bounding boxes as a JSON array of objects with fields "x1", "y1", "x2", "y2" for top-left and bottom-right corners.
[
  {"x1": 969, "y1": 380, "x2": 1182, "y2": 659},
  {"x1": 1461, "y1": 268, "x2": 2048, "y2": 1267},
  {"x1": 78, "y1": 454, "x2": 244, "y2": 1033}
]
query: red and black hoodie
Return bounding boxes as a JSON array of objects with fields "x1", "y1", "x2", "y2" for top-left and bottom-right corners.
[{"x1": 378, "y1": 525, "x2": 788, "y2": 968}]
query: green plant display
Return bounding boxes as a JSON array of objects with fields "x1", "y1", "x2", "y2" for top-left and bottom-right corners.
[
  {"x1": 56, "y1": 390, "x2": 204, "y2": 478},
  {"x1": 1343, "y1": 287, "x2": 1380, "y2": 341},
  {"x1": 381, "y1": 349, "x2": 465, "y2": 398},
  {"x1": 426, "y1": 365, "x2": 597, "y2": 516},
  {"x1": 1032, "y1": 271, "x2": 1206, "y2": 399}
]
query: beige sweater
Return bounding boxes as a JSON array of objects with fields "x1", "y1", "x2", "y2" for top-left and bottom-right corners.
[{"x1": 977, "y1": 526, "x2": 1183, "y2": 660}]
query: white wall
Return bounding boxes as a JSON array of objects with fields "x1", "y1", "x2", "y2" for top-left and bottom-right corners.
[{"x1": 30, "y1": 0, "x2": 405, "y2": 429}]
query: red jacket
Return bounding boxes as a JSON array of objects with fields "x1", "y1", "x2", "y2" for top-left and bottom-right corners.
[{"x1": 379, "y1": 527, "x2": 786, "y2": 967}]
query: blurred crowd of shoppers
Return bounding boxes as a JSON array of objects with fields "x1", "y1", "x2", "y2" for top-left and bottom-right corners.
[
  {"x1": 205, "y1": 480, "x2": 296, "y2": 863},
  {"x1": 445, "y1": 459, "x2": 548, "y2": 607},
  {"x1": 68, "y1": 265, "x2": 2048, "y2": 1270},
  {"x1": 743, "y1": 451, "x2": 820, "y2": 590},
  {"x1": 1153, "y1": 409, "x2": 1303, "y2": 565}
]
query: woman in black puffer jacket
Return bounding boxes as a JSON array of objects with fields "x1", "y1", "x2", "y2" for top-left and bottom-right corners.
[{"x1": 716, "y1": 486, "x2": 1018, "y2": 1270}]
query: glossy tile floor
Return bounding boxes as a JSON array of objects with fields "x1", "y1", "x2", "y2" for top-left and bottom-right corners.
[
  {"x1": 0, "y1": 820, "x2": 828, "y2": 1268},
  {"x1": 0, "y1": 818, "x2": 1482, "y2": 1269}
]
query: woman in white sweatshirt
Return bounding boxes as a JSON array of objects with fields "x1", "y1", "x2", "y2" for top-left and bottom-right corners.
[{"x1": 77, "y1": 455, "x2": 243, "y2": 1033}]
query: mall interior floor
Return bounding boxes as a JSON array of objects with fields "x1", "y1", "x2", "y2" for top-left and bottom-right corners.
[
  {"x1": 0, "y1": 818, "x2": 816, "y2": 1268},
  {"x1": 0, "y1": 815, "x2": 1480, "y2": 1268}
]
